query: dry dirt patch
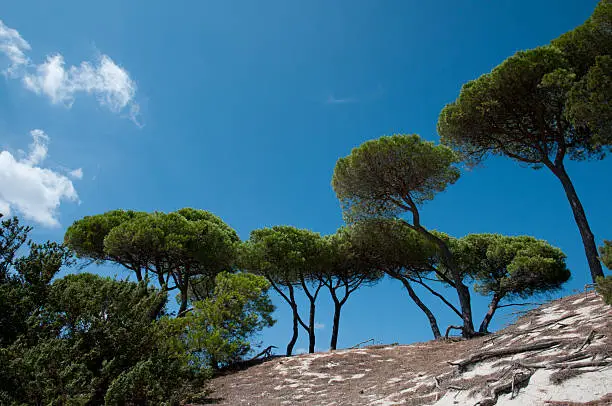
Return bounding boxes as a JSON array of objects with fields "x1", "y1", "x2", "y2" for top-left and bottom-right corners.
[{"x1": 208, "y1": 292, "x2": 611, "y2": 405}]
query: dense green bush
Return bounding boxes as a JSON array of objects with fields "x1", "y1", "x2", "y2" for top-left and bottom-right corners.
[
  {"x1": 175, "y1": 271, "x2": 275, "y2": 370},
  {"x1": 3, "y1": 273, "x2": 205, "y2": 405}
]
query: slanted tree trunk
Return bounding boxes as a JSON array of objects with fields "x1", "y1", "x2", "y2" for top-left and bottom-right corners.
[
  {"x1": 299, "y1": 277, "x2": 323, "y2": 353},
  {"x1": 265, "y1": 277, "x2": 302, "y2": 356},
  {"x1": 413, "y1": 223, "x2": 474, "y2": 337},
  {"x1": 287, "y1": 285, "x2": 300, "y2": 356},
  {"x1": 479, "y1": 293, "x2": 502, "y2": 333},
  {"x1": 134, "y1": 267, "x2": 143, "y2": 282},
  {"x1": 389, "y1": 271, "x2": 441, "y2": 339},
  {"x1": 178, "y1": 283, "x2": 189, "y2": 317},
  {"x1": 552, "y1": 163, "x2": 604, "y2": 282}
]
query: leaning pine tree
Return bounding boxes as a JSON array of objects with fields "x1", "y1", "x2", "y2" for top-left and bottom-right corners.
[
  {"x1": 332, "y1": 134, "x2": 477, "y2": 337},
  {"x1": 438, "y1": 1, "x2": 611, "y2": 282}
]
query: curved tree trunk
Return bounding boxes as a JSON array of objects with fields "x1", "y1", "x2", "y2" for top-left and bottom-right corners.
[
  {"x1": 552, "y1": 164, "x2": 604, "y2": 282},
  {"x1": 299, "y1": 278, "x2": 321, "y2": 354},
  {"x1": 479, "y1": 293, "x2": 502, "y2": 333},
  {"x1": 415, "y1": 226, "x2": 475, "y2": 337},
  {"x1": 286, "y1": 285, "x2": 299, "y2": 356},
  {"x1": 288, "y1": 305, "x2": 300, "y2": 356},
  {"x1": 134, "y1": 267, "x2": 142, "y2": 282},
  {"x1": 264, "y1": 277, "x2": 301, "y2": 356},
  {"x1": 177, "y1": 285, "x2": 189, "y2": 317},
  {"x1": 391, "y1": 272, "x2": 441, "y2": 339}
]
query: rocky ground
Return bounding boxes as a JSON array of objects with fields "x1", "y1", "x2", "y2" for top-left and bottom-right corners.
[{"x1": 209, "y1": 291, "x2": 611, "y2": 405}]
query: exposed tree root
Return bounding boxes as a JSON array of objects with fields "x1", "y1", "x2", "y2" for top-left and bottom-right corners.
[
  {"x1": 474, "y1": 371, "x2": 533, "y2": 406},
  {"x1": 449, "y1": 340, "x2": 561, "y2": 372}
]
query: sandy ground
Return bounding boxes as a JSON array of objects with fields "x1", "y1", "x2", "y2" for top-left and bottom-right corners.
[{"x1": 208, "y1": 292, "x2": 611, "y2": 405}]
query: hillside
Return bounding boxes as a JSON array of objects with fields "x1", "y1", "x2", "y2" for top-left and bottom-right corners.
[{"x1": 209, "y1": 292, "x2": 611, "y2": 405}]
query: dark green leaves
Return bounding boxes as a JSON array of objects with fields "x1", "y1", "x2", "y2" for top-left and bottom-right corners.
[
  {"x1": 438, "y1": 47, "x2": 578, "y2": 166},
  {"x1": 176, "y1": 272, "x2": 275, "y2": 369},
  {"x1": 244, "y1": 226, "x2": 327, "y2": 283},
  {"x1": 449, "y1": 234, "x2": 570, "y2": 299},
  {"x1": 600, "y1": 240, "x2": 612, "y2": 269},
  {"x1": 332, "y1": 134, "x2": 460, "y2": 221},
  {"x1": 439, "y1": 0, "x2": 612, "y2": 165}
]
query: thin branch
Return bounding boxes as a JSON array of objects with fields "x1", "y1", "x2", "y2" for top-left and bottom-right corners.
[{"x1": 409, "y1": 276, "x2": 462, "y2": 318}]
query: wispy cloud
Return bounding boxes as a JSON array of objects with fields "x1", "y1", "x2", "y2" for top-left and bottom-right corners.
[
  {"x1": 325, "y1": 95, "x2": 358, "y2": 104},
  {"x1": 325, "y1": 85, "x2": 385, "y2": 106},
  {"x1": 68, "y1": 167, "x2": 83, "y2": 180},
  {"x1": 0, "y1": 20, "x2": 31, "y2": 76},
  {"x1": 0, "y1": 19, "x2": 140, "y2": 124},
  {"x1": 314, "y1": 322, "x2": 325, "y2": 330},
  {"x1": 0, "y1": 130, "x2": 79, "y2": 227}
]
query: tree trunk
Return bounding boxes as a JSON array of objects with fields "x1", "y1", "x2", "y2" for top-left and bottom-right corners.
[
  {"x1": 416, "y1": 226, "x2": 475, "y2": 337},
  {"x1": 552, "y1": 164, "x2": 604, "y2": 282},
  {"x1": 287, "y1": 305, "x2": 300, "y2": 356},
  {"x1": 157, "y1": 272, "x2": 167, "y2": 290},
  {"x1": 393, "y1": 273, "x2": 441, "y2": 339},
  {"x1": 134, "y1": 267, "x2": 142, "y2": 282},
  {"x1": 330, "y1": 298, "x2": 342, "y2": 350},
  {"x1": 177, "y1": 286, "x2": 189, "y2": 317},
  {"x1": 308, "y1": 299, "x2": 316, "y2": 353},
  {"x1": 286, "y1": 285, "x2": 299, "y2": 356},
  {"x1": 479, "y1": 293, "x2": 502, "y2": 333}
]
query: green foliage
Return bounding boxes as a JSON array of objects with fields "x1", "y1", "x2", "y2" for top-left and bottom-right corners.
[
  {"x1": 554, "y1": 0, "x2": 612, "y2": 147},
  {"x1": 3, "y1": 273, "x2": 201, "y2": 405},
  {"x1": 0, "y1": 216, "x2": 75, "y2": 403},
  {"x1": 65, "y1": 208, "x2": 240, "y2": 313},
  {"x1": 439, "y1": 0, "x2": 612, "y2": 162},
  {"x1": 598, "y1": 240, "x2": 612, "y2": 269},
  {"x1": 0, "y1": 214, "x2": 31, "y2": 279},
  {"x1": 103, "y1": 211, "x2": 237, "y2": 280},
  {"x1": 64, "y1": 209, "x2": 145, "y2": 265},
  {"x1": 438, "y1": 46, "x2": 601, "y2": 165},
  {"x1": 448, "y1": 234, "x2": 570, "y2": 299},
  {"x1": 172, "y1": 272, "x2": 275, "y2": 369},
  {"x1": 244, "y1": 226, "x2": 327, "y2": 283},
  {"x1": 566, "y1": 55, "x2": 612, "y2": 146},
  {"x1": 595, "y1": 275, "x2": 612, "y2": 305},
  {"x1": 438, "y1": 4, "x2": 610, "y2": 283},
  {"x1": 552, "y1": 0, "x2": 612, "y2": 77},
  {"x1": 324, "y1": 226, "x2": 386, "y2": 284},
  {"x1": 332, "y1": 134, "x2": 460, "y2": 221},
  {"x1": 0, "y1": 216, "x2": 73, "y2": 347},
  {"x1": 342, "y1": 218, "x2": 436, "y2": 274}
]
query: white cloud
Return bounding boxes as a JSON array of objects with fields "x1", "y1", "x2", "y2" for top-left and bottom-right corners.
[
  {"x1": 68, "y1": 167, "x2": 83, "y2": 180},
  {"x1": 0, "y1": 130, "x2": 79, "y2": 227},
  {"x1": 23, "y1": 54, "x2": 137, "y2": 113},
  {"x1": 0, "y1": 20, "x2": 31, "y2": 76},
  {"x1": 0, "y1": 20, "x2": 139, "y2": 121},
  {"x1": 22, "y1": 129, "x2": 49, "y2": 165},
  {"x1": 314, "y1": 322, "x2": 325, "y2": 330}
]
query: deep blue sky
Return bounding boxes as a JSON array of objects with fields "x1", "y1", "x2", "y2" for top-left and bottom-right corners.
[{"x1": 1, "y1": 0, "x2": 609, "y2": 352}]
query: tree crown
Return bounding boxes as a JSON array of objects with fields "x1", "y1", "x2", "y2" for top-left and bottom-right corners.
[{"x1": 332, "y1": 134, "x2": 460, "y2": 221}]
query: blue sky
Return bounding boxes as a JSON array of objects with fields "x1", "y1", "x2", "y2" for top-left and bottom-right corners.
[{"x1": 1, "y1": 0, "x2": 609, "y2": 352}]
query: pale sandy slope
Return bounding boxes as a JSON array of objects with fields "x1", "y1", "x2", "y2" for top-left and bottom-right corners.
[{"x1": 209, "y1": 292, "x2": 611, "y2": 406}]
